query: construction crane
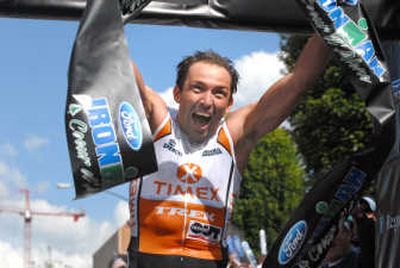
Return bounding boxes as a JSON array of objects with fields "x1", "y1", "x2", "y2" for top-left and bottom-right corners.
[{"x1": 0, "y1": 188, "x2": 85, "y2": 268}]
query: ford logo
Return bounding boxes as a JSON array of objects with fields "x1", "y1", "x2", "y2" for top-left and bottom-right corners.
[
  {"x1": 119, "y1": 102, "x2": 143, "y2": 151},
  {"x1": 278, "y1": 220, "x2": 308, "y2": 265}
]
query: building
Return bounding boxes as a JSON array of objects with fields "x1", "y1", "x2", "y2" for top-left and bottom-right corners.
[{"x1": 93, "y1": 223, "x2": 130, "y2": 268}]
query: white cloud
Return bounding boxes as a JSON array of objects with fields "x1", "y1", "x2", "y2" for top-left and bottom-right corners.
[
  {"x1": 24, "y1": 135, "x2": 49, "y2": 151},
  {"x1": 0, "y1": 144, "x2": 18, "y2": 157},
  {"x1": 0, "y1": 241, "x2": 23, "y2": 268},
  {"x1": 0, "y1": 162, "x2": 7, "y2": 174},
  {"x1": 114, "y1": 201, "x2": 129, "y2": 227},
  {"x1": 0, "y1": 182, "x2": 8, "y2": 199},
  {"x1": 35, "y1": 181, "x2": 50, "y2": 194},
  {"x1": 233, "y1": 51, "x2": 285, "y2": 109},
  {"x1": 0, "y1": 161, "x2": 27, "y2": 191},
  {"x1": 0, "y1": 196, "x2": 125, "y2": 268}
]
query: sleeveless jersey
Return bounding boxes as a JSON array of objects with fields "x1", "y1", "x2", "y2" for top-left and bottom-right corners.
[{"x1": 129, "y1": 111, "x2": 242, "y2": 261}]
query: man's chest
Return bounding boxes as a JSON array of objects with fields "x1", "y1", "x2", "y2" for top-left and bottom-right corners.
[{"x1": 140, "y1": 137, "x2": 234, "y2": 207}]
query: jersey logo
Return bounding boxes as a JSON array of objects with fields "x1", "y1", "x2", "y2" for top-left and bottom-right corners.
[
  {"x1": 202, "y1": 148, "x2": 222, "y2": 157},
  {"x1": 177, "y1": 163, "x2": 202, "y2": 184},
  {"x1": 187, "y1": 220, "x2": 222, "y2": 244},
  {"x1": 163, "y1": 139, "x2": 182, "y2": 156}
]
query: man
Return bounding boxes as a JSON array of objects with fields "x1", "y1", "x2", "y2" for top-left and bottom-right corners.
[{"x1": 128, "y1": 34, "x2": 331, "y2": 268}]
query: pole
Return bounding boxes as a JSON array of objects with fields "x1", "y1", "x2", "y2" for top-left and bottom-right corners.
[{"x1": 21, "y1": 189, "x2": 32, "y2": 268}]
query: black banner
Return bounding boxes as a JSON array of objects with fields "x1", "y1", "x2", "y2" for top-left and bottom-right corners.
[
  {"x1": 0, "y1": 0, "x2": 399, "y2": 40},
  {"x1": 263, "y1": 0, "x2": 395, "y2": 267},
  {"x1": 65, "y1": 0, "x2": 157, "y2": 199},
  {"x1": 376, "y1": 41, "x2": 400, "y2": 268}
]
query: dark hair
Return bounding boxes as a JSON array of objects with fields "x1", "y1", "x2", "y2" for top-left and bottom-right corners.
[{"x1": 176, "y1": 50, "x2": 239, "y2": 96}]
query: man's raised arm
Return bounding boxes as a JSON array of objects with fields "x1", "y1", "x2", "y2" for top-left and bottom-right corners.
[
  {"x1": 228, "y1": 34, "x2": 331, "y2": 170},
  {"x1": 131, "y1": 61, "x2": 168, "y2": 133}
]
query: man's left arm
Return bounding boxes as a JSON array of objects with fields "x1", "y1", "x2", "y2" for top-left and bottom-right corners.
[{"x1": 227, "y1": 34, "x2": 331, "y2": 170}]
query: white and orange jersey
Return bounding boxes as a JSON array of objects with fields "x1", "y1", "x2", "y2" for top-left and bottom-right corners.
[{"x1": 129, "y1": 111, "x2": 242, "y2": 261}]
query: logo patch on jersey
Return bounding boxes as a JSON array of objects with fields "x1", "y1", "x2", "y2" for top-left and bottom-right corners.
[
  {"x1": 202, "y1": 148, "x2": 222, "y2": 157},
  {"x1": 187, "y1": 220, "x2": 221, "y2": 244},
  {"x1": 177, "y1": 163, "x2": 202, "y2": 184},
  {"x1": 163, "y1": 139, "x2": 182, "y2": 156},
  {"x1": 155, "y1": 206, "x2": 216, "y2": 222}
]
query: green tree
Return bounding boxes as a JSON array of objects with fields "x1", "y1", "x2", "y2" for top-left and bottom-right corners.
[
  {"x1": 233, "y1": 128, "x2": 305, "y2": 253},
  {"x1": 280, "y1": 34, "x2": 373, "y2": 179}
]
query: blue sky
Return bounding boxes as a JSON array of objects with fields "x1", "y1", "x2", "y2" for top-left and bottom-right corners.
[{"x1": 0, "y1": 17, "x2": 285, "y2": 267}]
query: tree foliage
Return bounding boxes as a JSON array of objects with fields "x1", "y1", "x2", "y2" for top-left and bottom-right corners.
[
  {"x1": 280, "y1": 34, "x2": 373, "y2": 178},
  {"x1": 233, "y1": 128, "x2": 305, "y2": 253},
  {"x1": 232, "y1": 34, "x2": 375, "y2": 256}
]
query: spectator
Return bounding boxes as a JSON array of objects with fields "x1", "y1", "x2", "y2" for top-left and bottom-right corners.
[
  {"x1": 321, "y1": 216, "x2": 360, "y2": 268},
  {"x1": 352, "y1": 196, "x2": 376, "y2": 268}
]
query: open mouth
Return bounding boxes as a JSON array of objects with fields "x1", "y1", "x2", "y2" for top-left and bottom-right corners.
[{"x1": 192, "y1": 112, "x2": 211, "y2": 126}]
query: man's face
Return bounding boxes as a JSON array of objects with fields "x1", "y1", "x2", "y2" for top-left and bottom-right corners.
[{"x1": 174, "y1": 61, "x2": 233, "y2": 143}]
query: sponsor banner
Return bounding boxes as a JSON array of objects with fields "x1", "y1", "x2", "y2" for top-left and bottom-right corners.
[
  {"x1": 0, "y1": 0, "x2": 399, "y2": 39},
  {"x1": 278, "y1": 221, "x2": 308, "y2": 265},
  {"x1": 376, "y1": 41, "x2": 400, "y2": 268},
  {"x1": 263, "y1": 1, "x2": 395, "y2": 267},
  {"x1": 66, "y1": 0, "x2": 156, "y2": 198}
]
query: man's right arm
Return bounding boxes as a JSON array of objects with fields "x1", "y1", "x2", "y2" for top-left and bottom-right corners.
[{"x1": 131, "y1": 61, "x2": 169, "y2": 133}]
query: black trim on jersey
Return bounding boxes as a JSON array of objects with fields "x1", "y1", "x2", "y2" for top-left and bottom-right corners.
[
  {"x1": 136, "y1": 177, "x2": 144, "y2": 248},
  {"x1": 221, "y1": 159, "x2": 235, "y2": 245}
]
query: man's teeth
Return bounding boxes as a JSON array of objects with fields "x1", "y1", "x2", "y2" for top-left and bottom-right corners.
[
  {"x1": 195, "y1": 112, "x2": 210, "y2": 118},
  {"x1": 193, "y1": 113, "x2": 211, "y2": 123}
]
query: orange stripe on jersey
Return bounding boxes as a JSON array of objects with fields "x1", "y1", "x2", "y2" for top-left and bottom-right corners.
[
  {"x1": 217, "y1": 128, "x2": 233, "y2": 156},
  {"x1": 154, "y1": 118, "x2": 172, "y2": 141},
  {"x1": 139, "y1": 199, "x2": 225, "y2": 260}
]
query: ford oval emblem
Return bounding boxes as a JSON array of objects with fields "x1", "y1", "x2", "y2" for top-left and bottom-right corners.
[
  {"x1": 119, "y1": 102, "x2": 143, "y2": 151},
  {"x1": 278, "y1": 220, "x2": 308, "y2": 265}
]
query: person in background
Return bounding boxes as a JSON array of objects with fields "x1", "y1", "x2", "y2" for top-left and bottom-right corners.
[
  {"x1": 226, "y1": 235, "x2": 243, "y2": 268},
  {"x1": 352, "y1": 196, "x2": 377, "y2": 268},
  {"x1": 320, "y1": 216, "x2": 360, "y2": 268}
]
